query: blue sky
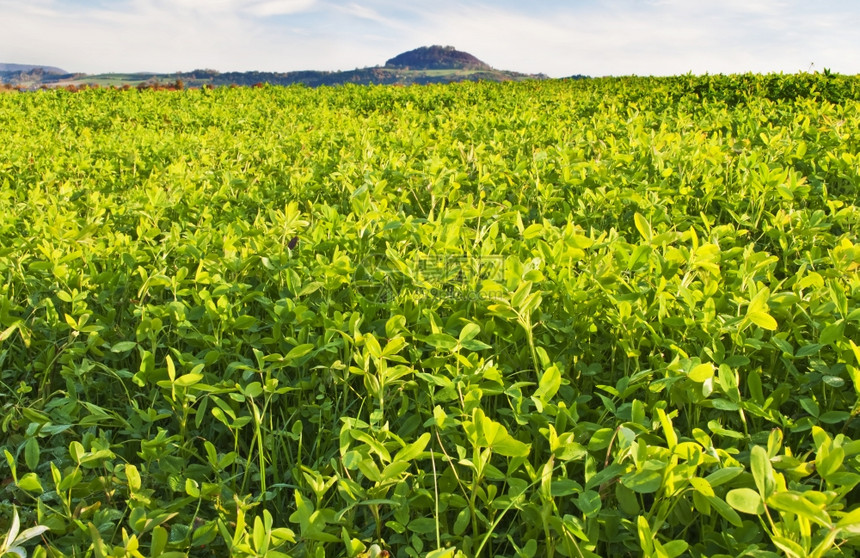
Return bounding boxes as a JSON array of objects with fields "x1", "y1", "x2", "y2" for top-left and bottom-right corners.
[{"x1": 2, "y1": 0, "x2": 859, "y2": 76}]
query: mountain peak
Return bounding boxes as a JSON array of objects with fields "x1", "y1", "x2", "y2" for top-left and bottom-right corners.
[{"x1": 385, "y1": 46, "x2": 492, "y2": 71}]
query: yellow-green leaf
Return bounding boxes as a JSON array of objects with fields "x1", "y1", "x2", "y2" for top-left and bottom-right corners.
[
  {"x1": 688, "y1": 363, "x2": 714, "y2": 383},
  {"x1": 748, "y1": 310, "x2": 777, "y2": 331},
  {"x1": 727, "y1": 488, "x2": 765, "y2": 515}
]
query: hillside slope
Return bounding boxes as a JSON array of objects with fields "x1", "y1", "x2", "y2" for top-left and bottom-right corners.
[
  {"x1": 0, "y1": 63, "x2": 67, "y2": 73},
  {"x1": 1, "y1": 46, "x2": 548, "y2": 89}
]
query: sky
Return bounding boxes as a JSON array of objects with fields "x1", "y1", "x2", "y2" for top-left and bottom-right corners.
[{"x1": 1, "y1": 0, "x2": 859, "y2": 77}]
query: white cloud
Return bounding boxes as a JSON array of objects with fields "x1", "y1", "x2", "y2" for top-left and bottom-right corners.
[
  {"x1": 397, "y1": 0, "x2": 860, "y2": 76},
  {"x1": 245, "y1": 0, "x2": 317, "y2": 17},
  {"x1": 0, "y1": 0, "x2": 858, "y2": 76},
  {"x1": 338, "y1": 2, "x2": 406, "y2": 29},
  {"x1": 133, "y1": 0, "x2": 317, "y2": 16}
]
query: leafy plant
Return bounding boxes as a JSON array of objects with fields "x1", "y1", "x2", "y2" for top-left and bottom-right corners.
[
  {"x1": 0, "y1": 75, "x2": 858, "y2": 557},
  {"x1": 0, "y1": 507, "x2": 48, "y2": 558}
]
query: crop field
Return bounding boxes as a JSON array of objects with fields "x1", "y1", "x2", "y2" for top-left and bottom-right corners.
[{"x1": 1, "y1": 74, "x2": 859, "y2": 557}]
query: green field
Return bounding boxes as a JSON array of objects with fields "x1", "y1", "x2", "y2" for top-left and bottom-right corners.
[
  {"x1": 77, "y1": 74, "x2": 180, "y2": 88},
  {"x1": 1, "y1": 75, "x2": 859, "y2": 557}
]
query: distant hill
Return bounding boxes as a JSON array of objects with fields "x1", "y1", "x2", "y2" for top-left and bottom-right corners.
[
  {"x1": 0, "y1": 63, "x2": 66, "y2": 74},
  {"x1": 1, "y1": 47, "x2": 555, "y2": 89},
  {"x1": 385, "y1": 46, "x2": 492, "y2": 71}
]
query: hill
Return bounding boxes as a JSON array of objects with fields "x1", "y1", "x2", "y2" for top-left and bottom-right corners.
[
  {"x1": 385, "y1": 45, "x2": 492, "y2": 71},
  {"x1": 0, "y1": 46, "x2": 549, "y2": 89},
  {"x1": 0, "y1": 63, "x2": 67, "y2": 74}
]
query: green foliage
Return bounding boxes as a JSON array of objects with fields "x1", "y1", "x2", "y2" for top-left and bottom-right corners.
[{"x1": 0, "y1": 75, "x2": 859, "y2": 557}]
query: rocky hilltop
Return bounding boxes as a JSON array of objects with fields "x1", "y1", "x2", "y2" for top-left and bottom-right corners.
[{"x1": 385, "y1": 46, "x2": 492, "y2": 71}]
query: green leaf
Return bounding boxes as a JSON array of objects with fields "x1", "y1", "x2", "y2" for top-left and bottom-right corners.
[
  {"x1": 381, "y1": 336, "x2": 407, "y2": 358},
  {"x1": 689, "y1": 477, "x2": 715, "y2": 497},
  {"x1": 125, "y1": 464, "x2": 141, "y2": 492},
  {"x1": 511, "y1": 281, "x2": 533, "y2": 310},
  {"x1": 459, "y1": 323, "x2": 481, "y2": 343},
  {"x1": 534, "y1": 364, "x2": 561, "y2": 402},
  {"x1": 111, "y1": 341, "x2": 138, "y2": 353},
  {"x1": 656, "y1": 408, "x2": 678, "y2": 448},
  {"x1": 297, "y1": 281, "x2": 323, "y2": 297},
  {"x1": 750, "y1": 445, "x2": 775, "y2": 499},
  {"x1": 768, "y1": 492, "x2": 832, "y2": 527},
  {"x1": 850, "y1": 340, "x2": 860, "y2": 366},
  {"x1": 711, "y1": 398, "x2": 739, "y2": 411},
  {"x1": 633, "y1": 213, "x2": 652, "y2": 242},
  {"x1": 819, "y1": 321, "x2": 844, "y2": 346},
  {"x1": 772, "y1": 536, "x2": 807, "y2": 558},
  {"x1": 587, "y1": 428, "x2": 615, "y2": 451},
  {"x1": 0, "y1": 322, "x2": 20, "y2": 343},
  {"x1": 836, "y1": 507, "x2": 860, "y2": 536},
  {"x1": 392, "y1": 433, "x2": 430, "y2": 464},
  {"x1": 621, "y1": 469, "x2": 663, "y2": 494},
  {"x1": 627, "y1": 244, "x2": 652, "y2": 270},
  {"x1": 707, "y1": 420, "x2": 745, "y2": 439},
  {"x1": 636, "y1": 515, "x2": 654, "y2": 554},
  {"x1": 705, "y1": 466, "x2": 744, "y2": 487},
  {"x1": 253, "y1": 515, "x2": 267, "y2": 554},
  {"x1": 233, "y1": 315, "x2": 258, "y2": 330},
  {"x1": 615, "y1": 482, "x2": 640, "y2": 514},
  {"x1": 706, "y1": 495, "x2": 743, "y2": 527},
  {"x1": 425, "y1": 549, "x2": 461, "y2": 558},
  {"x1": 726, "y1": 488, "x2": 764, "y2": 515},
  {"x1": 185, "y1": 478, "x2": 200, "y2": 498},
  {"x1": 772, "y1": 336, "x2": 794, "y2": 356},
  {"x1": 289, "y1": 491, "x2": 313, "y2": 533},
  {"x1": 348, "y1": 429, "x2": 391, "y2": 462},
  {"x1": 363, "y1": 333, "x2": 382, "y2": 360},
  {"x1": 17, "y1": 472, "x2": 43, "y2": 493},
  {"x1": 166, "y1": 355, "x2": 176, "y2": 382},
  {"x1": 816, "y1": 445, "x2": 845, "y2": 481},
  {"x1": 748, "y1": 310, "x2": 777, "y2": 331},
  {"x1": 342, "y1": 450, "x2": 363, "y2": 470},
  {"x1": 464, "y1": 409, "x2": 530, "y2": 457},
  {"x1": 453, "y1": 508, "x2": 470, "y2": 536},
  {"x1": 523, "y1": 223, "x2": 544, "y2": 240},
  {"x1": 173, "y1": 373, "x2": 203, "y2": 387},
  {"x1": 24, "y1": 438, "x2": 39, "y2": 471},
  {"x1": 461, "y1": 338, "x2": 492, "y2": 351},
  {"x1": 285, "y1": 343, "x2": 315, "y2": 362},
  {"x1": 407, "y1": 517, "x2": 436, "y2": 534},
  {"x1": 800, "y1": 397, "x2": 820, "y2": 417},
  {"x1": 848, "y1": 365, "x2": 860, "y2": 395},
  {"x1": 688, "y1": 363, "x2": 714, "y2": 383},
  {"x1": 576, "y1": 490, "x2": 602, "y2": 517},
  {"x1": 797, "y1": 343, "x2": 822, "y2": 358},
  {"x1": 425, "y1": 333, "x2": 457, "y2": 351},
  {"x1": 819, "y1": 411, "x2": 849, "y2": 424},
  {"x1": 570, "y1": 234, "x2": 593, "y2": 249},
  {"x1": 662, "y1": 540, "x2": 689, "y2": 558},
  {"x1": 64, "y1": 313, "x2": 78, "y2": 330},
  {"x1": 151, "y1": 526, "x2": 168, "y2": 557},
  {"x1": 822, "y1": 375, "x2": 845, "y2": 388},
  {"x1": 490, "y1": 433, "x2": 530, "y2": 458}
]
